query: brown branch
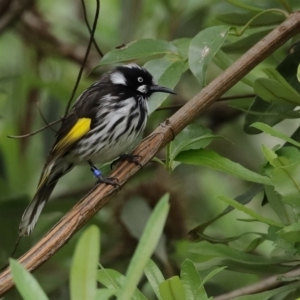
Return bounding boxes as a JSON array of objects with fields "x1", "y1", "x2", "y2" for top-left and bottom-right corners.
[
  {"x1": 0, "y1": 0, "x2": 33, "y2": 34},
  {"x1": 0, "y1": 11, "x2": 300, "y2": 296},
  {"x1": 18, "y1": 9, "x2": 97, "y2": 70},
  {"x1": 214, "y1": 266, "x2": 300, "y2": 300},
  {"x1": 0, "y1": 1, "x2": 95, "y2": 69}
]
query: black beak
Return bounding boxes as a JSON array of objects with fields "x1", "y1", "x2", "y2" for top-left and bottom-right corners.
[{"x1": 149, "y1": 85, "x2": 176, "y2": 95}]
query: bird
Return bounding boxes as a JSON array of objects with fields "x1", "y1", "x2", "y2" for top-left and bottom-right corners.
[{"x1": 19, "y1": 63, "x2": 175, "y2": 237}]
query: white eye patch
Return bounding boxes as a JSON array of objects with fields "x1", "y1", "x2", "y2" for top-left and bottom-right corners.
[
  {"x1": 137, "y1": 85, "x2": 147, "y2": 93},
  {"x1": 110, "y1": 72, "x2": 126, "y2": 85}
]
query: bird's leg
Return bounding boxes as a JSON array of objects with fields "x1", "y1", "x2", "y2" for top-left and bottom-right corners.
[
  {"x1": 110, "y1": 153, "x2": 142, "y2": 170},
  {"x1": 88, "y1": 160, "x2": 120, "y2": 188}
]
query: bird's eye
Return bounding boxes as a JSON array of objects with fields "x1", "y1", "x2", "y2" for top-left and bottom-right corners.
[{"x1": 137, "y1": 77, "x2": 143, "y2": 83}]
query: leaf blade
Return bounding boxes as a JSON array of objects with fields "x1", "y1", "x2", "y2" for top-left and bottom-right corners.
[
  {"x1": 70, "y1": 225, "x2": 100, "y2": 300},
  {"x1": 175, "y1": 149, "x2": 272, "y2": 185},
  {"x1": 188, "y1": 26, "x2": 229, "y2": 88},
  {"x1": 99, "y1": 39, "x2": 179, "y2": 66},
  {"x1": 10, "y1": 259, "x2": 49, "y2": 300},
  {"x1": 118, "y1": 194, "x2": 170, "y2": 300}
]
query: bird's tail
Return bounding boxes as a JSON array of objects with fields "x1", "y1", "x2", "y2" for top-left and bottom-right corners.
[
  {"x1": 19, "y1": 181, "x2": 58, "y2": 237},
  {"x1": 19, "y1": 158, "x2": 73, "y2": 237}
]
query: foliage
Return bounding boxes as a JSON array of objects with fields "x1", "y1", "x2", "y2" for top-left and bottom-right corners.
[{"x1": 2, "y1": 0, "x2": 300, "y2": 299}]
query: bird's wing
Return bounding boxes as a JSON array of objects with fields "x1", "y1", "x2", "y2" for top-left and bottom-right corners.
[
  {"x1": 51, "y1": 83, "x2": 105, "y2": 158},
  {"x1": 36, "y1": 85, "x2": 104, "y2": 189},
  {"x1": 36, "y1": 114, "x2": 91, "y2": 189}
]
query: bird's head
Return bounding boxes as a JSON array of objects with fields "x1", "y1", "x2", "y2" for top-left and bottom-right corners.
[{"x1": 110, "y1": 63, "x2": 176, "y2": 97}]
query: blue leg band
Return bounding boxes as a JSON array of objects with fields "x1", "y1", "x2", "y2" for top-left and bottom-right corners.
[{"x1": 92, "y1": 168, "x2": 102, "y2": 177}]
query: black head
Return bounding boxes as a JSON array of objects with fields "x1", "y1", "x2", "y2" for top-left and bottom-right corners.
[{"x1": 110, "y1": 64, "x2": 176, "y2": 97}]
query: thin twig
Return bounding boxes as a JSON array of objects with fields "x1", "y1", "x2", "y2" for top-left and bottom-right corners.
[
  {"x1": 0, "y1": 10, "x2": 300, "y2": 296},
  {"x1": 155, "y1": 94, "x2": 255, "y2": 111},
  {"x1": 36, "y1": 102, "x2": 58, "y2": 133},
  {"x1": 63, "y1": 0, "x2": 100, "y2": 118},
  {"x1": 81, "y1": 0, "x2": 103, "y2": 57},
  {"x1": 8, "y1": 92, "x2": 254, "y2": 140},
  {"x1": 7, "y1": 119, "x2": 62, "y2": 139}
]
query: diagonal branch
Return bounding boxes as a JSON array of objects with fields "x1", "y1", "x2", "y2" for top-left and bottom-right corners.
[
  {"x1": 214, "y1": 266, "x2": 300, "y2": 300},
  {"x1": 0, "y1": 11, "x2": 300, "y2": 296}
]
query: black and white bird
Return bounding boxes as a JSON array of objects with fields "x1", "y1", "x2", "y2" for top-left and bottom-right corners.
[{"x1": 19, "y1": 63, "x2": 175, "y2": 237}]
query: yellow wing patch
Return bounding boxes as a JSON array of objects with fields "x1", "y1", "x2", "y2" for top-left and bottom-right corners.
[
  {"x1": 54, "y1": 117, "x2": 91, "y2": 154},
  {"x1": 36, "y1": 118, "x2": 91, "y2": 191}
]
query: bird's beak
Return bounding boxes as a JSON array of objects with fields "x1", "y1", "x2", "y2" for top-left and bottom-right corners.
[{"x1": 149, "y1": 85, "x2": 176, "y2": 95}]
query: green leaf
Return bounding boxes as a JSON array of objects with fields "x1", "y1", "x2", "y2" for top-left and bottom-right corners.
[
  {"x1": 254, "y1": 77, "x2": 300, "y2": 105},
  {"x1": 244, "y1": 97, "x2": 295, "y2": 135},
  {"x1": 217, "y1": 11, "x2": 285, "y2": 26},
  {"x1": 95, "y1": 289, "x2": 115, "y2": 300},
  {"x1": 218, "y1": 195, "x2": 284, "y2": 228},
  {"x1": 98, "y1": 39, "x2": 179, "y2": 66},
  {"x1": 188, "y1": 241, "x2": 291, "y2": 274},
  {"x1": 252, "y1": 122, "x2": 300, "y2": 148},
  {"x1": 169, "y1": 124, "x2": 214, "y2": 162},
  {"x1": 10, "y1": 259, "x2": 49, "y2": 300},
  {"x1": 263, "y1": 68, "x2": 296, "y2": 87},
  {"x1": 264, "y1": 185, "x2": 289, "y2": 225},
  {"x1": 243, "y1": 237, "x2": 265, "y2": 252},
  {"x1": 244, "y1": 42, "x2": 300, "y2": 134},
  {"x1": 201, "y1": 266, "x2": 227, "y2": 286},
  {"x1": 120, "y1": 196, "x2": 168, "y2": 264},
  {"x1": 278, "y1": 147, "x2": 300, "y2": 164},
  {"x1": 175, "y1": 149, "x2": 272, "y2": 185},
  {"x1": 144, "y1": 260, "x2": 165, "y2": 300},
  {"x1": 146, "y1": 58, "x2": 184, "y2": 114},
  {"x1": 261, "y1": 145, "x2": 279, "y2": 168},
  {"x1": 97, "y1": 269, "x2": 121, "y2": 290},
  {"x1": 70, "y1": 225, "x2": 100, "y2": 300},
  {"x1": 118, "y1": 194, "x2": 170, "y2": 300},
  {"x1": 213, "y1": 49, "x2": 256, "y2": 87},
  {"x1": 271, "y1": 161, "x2": 300, "y2": 206},
  {"x1": 180, "y1": 259, "x2": 207, "y2": 300},
  {"x1": 189, "y1": 184, "x2": 264, "y2": 241},
  {"x1": 159, "y1": 276, "x2": 186, "y2": 300},
  {"x1": 188, "y1": 26, "x2": 229, "y2": 88},
  {"x1": 97, "y1": 269, "x2": 147, "y2": 300},
  {"x1": 172, "y1": 38, "x2": 191, "y2": 59},
  {"x1": 225, "y1": 0, "x2": 265, "y2": 12},
  {"x1": 196, "y1": 231, "x2": 265, "y2": 245},
  {"x1": 277, "y1": 221, "x2": 300, "y2": 247},
  {"x1": 222, "y1": 29, "x2": 272, "y2": 54}
]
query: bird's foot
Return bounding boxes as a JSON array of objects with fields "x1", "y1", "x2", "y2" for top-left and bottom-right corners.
[
  {"x1": 89, "y1": 161, "x2": 120, "y2": 188},
  {"x1": 96, "y1": 174, "x2": 120, "y2": 188},
  {"x1": 110, "y1": 154, "x2": 142, "y2": 170}
]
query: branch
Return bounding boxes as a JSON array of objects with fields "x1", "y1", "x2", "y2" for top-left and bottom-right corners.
[
  {"x1": 63, "y1": 0, "x2": 100, "y2": 117},
  {"x1": 19, "y1": 9, "x2": 97, "y2": 69},
  {"x1": 81, "y1": 0, "x2": 103, "y2": 57},
  {"x1": 214, "y1": 266, "x2": 300, "y2": 300},
  {"x1": 0, "y1": 0, "x2": 33, "y2": 34},
  {"x1": 0, "y1": 11, "x2": 299, "y2": 296}
]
